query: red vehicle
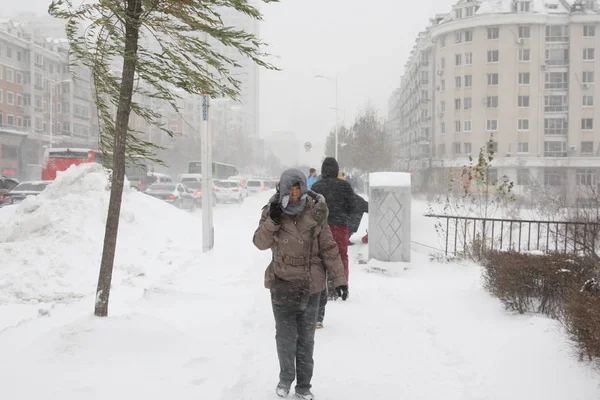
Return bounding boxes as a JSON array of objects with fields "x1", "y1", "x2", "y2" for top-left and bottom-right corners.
[
  {"x1": 41, "y1": 148, "x2": 151, "y2": 190},
  {"x1": 42, "y1": 148, "x2": 107, "y2": 180}
]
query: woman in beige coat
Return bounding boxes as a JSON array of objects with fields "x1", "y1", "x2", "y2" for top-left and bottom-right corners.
[{"x1": 253, "y1": 168, "x2": 348, "y2": 400}]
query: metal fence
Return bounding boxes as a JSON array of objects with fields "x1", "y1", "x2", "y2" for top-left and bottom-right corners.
[{"x1": 425, "y1": 214, "x2": 600, "y2": 257}]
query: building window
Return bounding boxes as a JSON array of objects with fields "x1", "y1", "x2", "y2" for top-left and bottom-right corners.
[
  {"x1": 487, "y1": 96, "x2": 499, "y2": 108},
  {"x1": 6, "y1": 115, "x2": 14, "y2": 126},
  {"x1": 23, "y1": 116, "x2": 31, "y2": 128},
  {"x1": 16, "y1": 117, "x2": 22, "y2": 127},
  {"x1": 519, "y1": 49, "x2": 531, "y2": 61},
  {"x1": 464, "y1": 75, "x2": 472, "y2": 87},
  {"x1": 546, "y1": 25, "x2": 569, "y2": 42},
  {"x1": 487, "y1": 73, "x2": 499, "y2": 85},
  {"x1": 455, "y1": 76, "x2": 462, "y2": 88},
  {"x1": 518, "y1": 1, "x2": 531, "y2": 12},
  {"x1": 464, "y1": 97, "x2": 472, "y2": 109},
  {"x1": 6, "y1": 91, "x2": 14, "y2": 105},
  {"x1": 6, "y1": 69, "x2": 13, "y2": 83},
  {"x1": 518, "y1": 72, "x2": 530, "y2": 84},
  {"x1": 582, "y1": 118, "x2": 594, "y2": 130},
  {"x1": 455, "y1": 53, "x2": 462, "y2": 66},
  {"x1": 583, "y1": 95, "x2": 594, "y2": 106},
  {"x1": 584, "y1": 48, "x2": 595, "y2": 61},
  {"x1": 464, "y1": 30, "x2": 473, "y2": 42},
  {"x1": 544, "y1": 118, "x2": 568, "y2": 135},
  {"x1": 584, "y1": 25, "x2": 596, "y2": 37},
  {"x1": 517, "y1": 168, "x2": 530, "y2": 185},
  {"x1": 17, "y1": 94, "x2": 22, "y2": 107},
  {"x1": 6, "y1": 47, "x2": 12, "y2": 58},
  {"x1": 518, "y1": 142, "x2": 529, "y2": 154},
  {"x1": 486, "y1": 119, "x2": 498, "y2": 131},
  {"x1": 518, "y1": 95, "x2": 530, "y2": 107},
  {"x1": 1, "y1": 145, "x2": 18, "y2": 160},
  {"x1": 465, "y1": 6, "x2": 474, "y2": 17},
  {"x1": 453, "y1": 142, "x2": 461, "y2": 155},
  {"x1": 545, "y1": 72, "x2": 568, "y2": 89},
  {"x1": 487, "y1": 50, "x2": 499, "y2": 63},
  {"x1": 441, "y1": 122, "x2": 446, "y2": 134},
  {"x1": 487, "y1": 27, "x2": 499, "y2": 39},
  {"x1": 455, "y1": 120, "x2": 461, "y2": 133},
  {"x1": 545, "y1": 95, "x2": 568, "y2": 112},
  {"x1": 455, "y1": 8, "x2": 462, "y2": 19},
  {"x1": 440, "y1": 57, "x2": 446, "y2": 69},
  {"x1": 464, "y1": 52, "x2": 473, "y2": 65},
  {"x1": 576, "y1": 169, "x2": 596, "y2": 186},
  {"x1": 519, "y1": 26, "x2": 531, "y2": 38},
  {"x1": 455, "y1": 98, "x2": 461, "y2": 110},
  {"x1": 464, "y1": 142, "x2": 472, "y2": 154},
  {"x1": 544, "y1": 168, "x2": 565, "y2": 184},
  {"x1": 35, "y1": 96, "x2": 42, "y2": 110},
  {"x1": 582, "y1": 141, "x2": 594, "y2": 154},
  {"x1": 518, "y1": 119, "x2": 530, "y2": 130},
  {"x1": 546, "y1": 48, "x2": 569, "y2": 66},
  {"x1": 488, "y1": 142, "x2": 499, "y2": 155},
  {"x1": 16, "y1": 72, "x2": 22, "y2": 85},
  {"x1": 464, "y1": 120, "x2": 472, "y2": 132},
  {"x1": 0, "y1": 89, "x2": 3, "y2": 103},
  {"x1": 440, "y1": 101, "x2": 446, "y2": 112},
  {"x1": 455, "y1": 31, "x2": 462, "y2": 43},
  {"x1": 440, "y1": 35, "x2": 446, "y2": 47},
  {"x1": 441, "y1": 80, "x2": 446, "y2": 91},
  {"x1": 583, "y1": 71, "x2": 595, "y2": 83},
  {"x1": 544, "y1": 142, "x2": 567, "y2": 158}
]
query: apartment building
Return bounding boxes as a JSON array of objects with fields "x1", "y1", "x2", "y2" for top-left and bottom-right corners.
[
  {"x1": 390, "y1": 0, "x2": 600, "y2": 204},
  {"x1": 0, "y1": 19, "x2": 97, "y2": 181}
]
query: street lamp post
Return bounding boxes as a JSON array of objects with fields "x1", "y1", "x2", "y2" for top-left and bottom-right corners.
[
  {"x1": 315, "y1": 74, "x2": 339, "y2": 160},
  {"x1": 49, "y1": 79, "x2": 71, "y2": 148}
]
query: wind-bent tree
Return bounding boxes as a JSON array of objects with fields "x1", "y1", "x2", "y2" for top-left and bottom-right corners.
[{"x1": 49, "y1": 0, "x2": 279, "y2": 316}]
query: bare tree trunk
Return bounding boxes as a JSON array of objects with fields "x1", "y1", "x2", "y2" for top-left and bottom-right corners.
[{"x1": 95, "y1": 0, "x2": 143, "y2": 317}]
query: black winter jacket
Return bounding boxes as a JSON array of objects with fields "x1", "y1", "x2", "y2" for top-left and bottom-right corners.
[{"x1": 311, "y1": 157, "x2": 356, "y2": 226}]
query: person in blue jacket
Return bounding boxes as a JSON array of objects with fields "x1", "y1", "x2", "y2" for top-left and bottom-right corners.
[{"x1": 307, "y1": 168, "x2": 318, "y2": 190}]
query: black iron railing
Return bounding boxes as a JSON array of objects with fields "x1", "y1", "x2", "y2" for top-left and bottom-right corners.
[{"x1": 425, "y1": 214, "x2": 600, "y2": 257}]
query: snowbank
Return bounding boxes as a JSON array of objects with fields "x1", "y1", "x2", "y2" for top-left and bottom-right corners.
[
  {"x1": 369, "y1": 172, "x2": 411, "y2": 187},
  {"x1": 0, "y1": 163, "x2": 201, "y2": 304}
]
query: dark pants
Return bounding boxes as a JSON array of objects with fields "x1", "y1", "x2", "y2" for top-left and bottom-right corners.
[
  {"x1": 272, "y1": 292, "x2": 320, "y2": 393},
  {"x1": 317, "y1": 289, "x2": 327, "y2": 323}
]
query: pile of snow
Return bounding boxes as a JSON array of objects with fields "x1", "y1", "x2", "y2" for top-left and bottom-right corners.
[
  {"x1": 369, "y1": 172, "x2": 411, "y2": 187},
  {"x1": 0, "y1": 163, "x2": 202, "y2": 305}
]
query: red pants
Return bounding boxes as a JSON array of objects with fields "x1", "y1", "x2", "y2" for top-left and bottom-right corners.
[{"x1": 329, "y1": 224, "x2": 349, "y2": 281}]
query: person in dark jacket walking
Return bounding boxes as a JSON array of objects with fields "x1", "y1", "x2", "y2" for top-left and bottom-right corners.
[
  {"x1": 311, "y1": 157, "x2": 355, "y2": 327},
  {"x1": 253, "y1": 168, "x2": 348, "y2": 400}
]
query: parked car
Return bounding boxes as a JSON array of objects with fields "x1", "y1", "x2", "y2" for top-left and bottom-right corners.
[
  {"x1": 227, "y1": 176, "x2": 249, "y2": 198},
  {"x1": 245, "y1": 179, "x2": 269, "y2": 195},
  {"x1": 0, "y1": 175, "x2": 19, "y2": 207},
  {"x1": 145, "y1": 183, "x2": 196, "y2": 211},
  {"x1": 183, "y1": 181, "x2": 217, "y2": 207},
  {"x1": 2, "y1": 181, "x2": 52, "y2": 206},
  {"x1": 213, "y1": 179, "x2": 244, "y2": 203}
]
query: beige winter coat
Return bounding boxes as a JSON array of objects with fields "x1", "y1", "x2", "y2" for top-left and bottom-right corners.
[{"x1": 253, "y1": 191, "x2": 347, "y2": 295}]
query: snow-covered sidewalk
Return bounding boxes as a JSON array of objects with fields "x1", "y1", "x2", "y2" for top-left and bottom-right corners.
[{"x1": 0, "y1": 177, "x2": 598, "y2": 399}]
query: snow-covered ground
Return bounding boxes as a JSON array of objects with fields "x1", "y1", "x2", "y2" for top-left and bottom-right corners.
[{"x1": 1, "y1": 165, "x2": 599, "y2": 399}]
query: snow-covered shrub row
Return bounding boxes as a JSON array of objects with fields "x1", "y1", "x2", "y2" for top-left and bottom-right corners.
[{"x1": 482, "y1": 251, "x2": 600, "y2": 366}]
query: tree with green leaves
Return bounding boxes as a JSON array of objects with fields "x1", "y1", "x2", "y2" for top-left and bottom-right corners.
[{"x1": 49, "y1": 0, "x2": 278, "y2": 316}]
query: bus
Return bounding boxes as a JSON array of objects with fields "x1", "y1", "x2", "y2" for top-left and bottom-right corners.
[
  {"x1": 41, "y1": 148, "x2": 153, "y2": 190},
  {"x1": 188, "y1": 161, "x2": 238, "y2": 180}
]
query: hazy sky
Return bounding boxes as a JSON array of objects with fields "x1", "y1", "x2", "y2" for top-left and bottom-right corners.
[
  {"x1": 1, "y1": 0, "x2": 455, "y2": 165},
  {"x1": 258, "y1": 0, "x2": 454, "y2": 165}
]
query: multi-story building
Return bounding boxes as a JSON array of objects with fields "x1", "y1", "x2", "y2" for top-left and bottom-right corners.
[
  {"x1": 0, "y1": 19, "x2": 97, "y2": 181},
  {"x1": 391, "y1": 0, "x2": 600, "y2": 203}
]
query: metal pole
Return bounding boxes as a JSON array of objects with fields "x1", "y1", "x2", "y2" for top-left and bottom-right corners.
[
  {"x1": 335, "y1": 75, "x2": 339, "y2": 161},
  {"x1": 49, "y1": 81, "x2": 54, "y2": 148},
  {"x1": 201, "y1": 93, "x2": 214, "y2": 252}
]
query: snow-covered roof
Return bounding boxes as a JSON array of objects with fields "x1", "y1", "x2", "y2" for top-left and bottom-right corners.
[
  {"x1": 440, "y1": 0, "x2": 575, "y2": 25},
  {"x1": 477, "y1": 0, "x2": 569, "y2": 15}
]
